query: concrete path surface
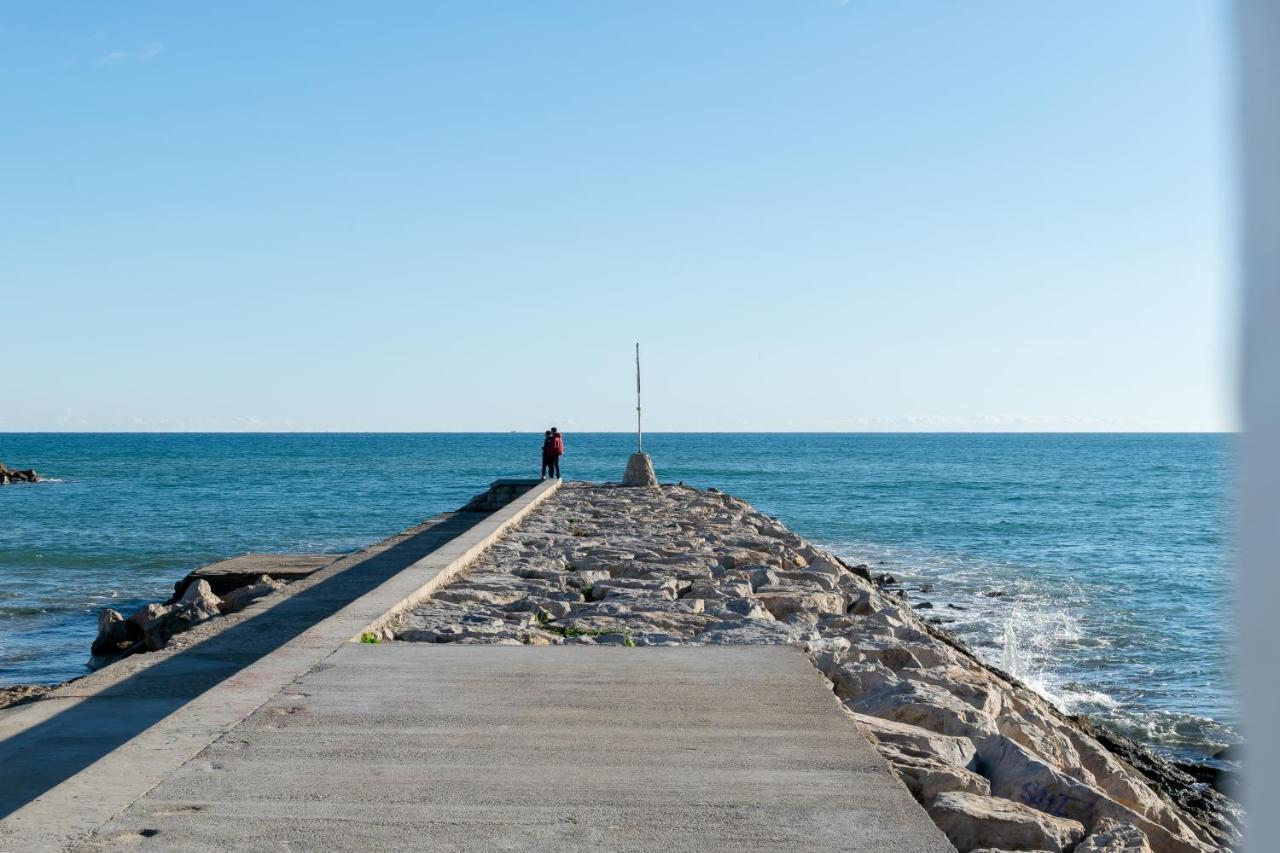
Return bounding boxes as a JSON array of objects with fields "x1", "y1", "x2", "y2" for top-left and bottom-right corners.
[
  {"x1": 0, "y1": 479, "x2": 564, "y2": 850},
  {"x1": 0, "y1": 513, "x2": 482, "y2": 821},
  {"x1": 73, "y1": 644, "x2": 954, "y2": 852}
]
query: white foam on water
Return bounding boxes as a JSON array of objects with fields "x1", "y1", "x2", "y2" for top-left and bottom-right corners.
[
  {"x1": 1001, "y1": 613, "x2": 1024, "y2": 678},
  {"x1": 832, "y1": 538, "x2": 1239, "y2": 762}
]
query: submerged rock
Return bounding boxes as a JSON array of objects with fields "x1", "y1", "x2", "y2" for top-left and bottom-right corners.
[{"x1": 0, "y1": 462, "x2": 39, "y2": 485}]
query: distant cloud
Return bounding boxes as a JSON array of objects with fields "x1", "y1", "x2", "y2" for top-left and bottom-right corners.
[{"x1": 95, "y1": 43, "x2": 163, "y2": 66}]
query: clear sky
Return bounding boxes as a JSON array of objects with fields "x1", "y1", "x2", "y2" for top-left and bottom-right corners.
[{"x1": 1, "y1": 1, "x2": 1234, "y2": 432}]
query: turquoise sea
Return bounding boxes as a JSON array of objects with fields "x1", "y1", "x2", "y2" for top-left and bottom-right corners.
[{"x1": 0, "y1": 433, "x2": 1235, "y2": 764}]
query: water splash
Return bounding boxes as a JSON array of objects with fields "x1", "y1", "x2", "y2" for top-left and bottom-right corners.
[{"x1": 1002, "y1": 609, "x2": 1024, "y2": 679}]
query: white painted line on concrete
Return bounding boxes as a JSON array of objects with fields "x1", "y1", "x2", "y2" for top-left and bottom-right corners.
[{"x1": 353, "y1": 478, "x2": 562, "y2": 638}]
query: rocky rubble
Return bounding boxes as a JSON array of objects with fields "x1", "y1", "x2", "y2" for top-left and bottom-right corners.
[
  {"x1": 0, "y1": 461, "x2": 39, "y2": 485},
  {"x1": 0, "y1": 683, "x2": 56, "y2": 711},
  {"x1": 90, "y1": 574, "x2": 287, "y2": 666},
  {"x1": 386, "y1": 482, "x2": 1236, "y2": 853}
]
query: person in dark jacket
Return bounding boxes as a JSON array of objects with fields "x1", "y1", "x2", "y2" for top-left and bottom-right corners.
[
  {"x1": 548, "y1": 427, "x2": 564, "y2": 478},
  {"x1": 540, "y1": 430, "x2": 555, "y2": 480}
]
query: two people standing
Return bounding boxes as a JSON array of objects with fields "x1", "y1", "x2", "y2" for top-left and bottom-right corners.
[{"x1": 541, "y1": 428, "x2": 564, "y2": 480}]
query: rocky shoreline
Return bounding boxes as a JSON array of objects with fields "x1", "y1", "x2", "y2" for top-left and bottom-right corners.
[
  {"x1": 380, "y1": 482, "x2": 1241, "y2": 853},
  {"x1": 88, "y1": 574, "x2": 290, "y2": 668}
]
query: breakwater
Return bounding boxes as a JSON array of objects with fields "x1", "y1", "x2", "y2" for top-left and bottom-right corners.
[
  {"x1": 381, "y1": 482, "x2": 1240, "y2": 852},
  {"x1": 0, "y1": 475, "x2": 1242, "y2": 851},
  {"x1": 0, "y1": 433, "x2": 1235, "y2": 771}
]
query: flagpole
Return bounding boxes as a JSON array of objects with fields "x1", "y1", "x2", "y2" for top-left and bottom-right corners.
[{"x1": 635, "y1": 342, "x2": 643, "y2": 453}]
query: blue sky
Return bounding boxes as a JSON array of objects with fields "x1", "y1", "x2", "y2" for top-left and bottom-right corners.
[{"x1": 1, "y1": 1, "x2": 1233, "y2": 431}]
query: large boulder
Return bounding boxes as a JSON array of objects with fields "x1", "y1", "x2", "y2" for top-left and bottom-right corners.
[
  {"x1": 1075, "y1": 819, "x2": 1154, "y2": 852},
  {"x1": 848, "y1": 711, "x2": 978, "y2": 769},
  {"x1": 753, "y1": 590, "x2": 847, "y2": 621},
  {"x1": 1067, "y1": 717, "x2": 1243, "y2": 850},
  {"x1": 878, "y1": 743, "x2": 991, "y2": 801},
  {"x1": 434, "y1": 587, "x2": 526, "y2": 608},
  {"x1": 825, "y1": 661, "x2": 903, "y2": 705},
  {"x1": 126, "y1": 580, "x2": 223, "y2": 651},
  {"x1": 696, "y1": 619, "x2": 813, "y2": 645},
  {"x1": 0, "y1": 462, "x2": 38, "y2": 484},
  {"x1": 977, "y1": 735, "x2": 1213, "y2": 853},
  {"x1": 926, "y1": 791, "x2": 1085, "y2": 853},
  {"x1": 90, "y1": 608, "x2": 138, "y2": 658},
  {"x1": 588, "y1": 578, "x2": 686, "y2": 602},
  {"x1": 175, "y1": 578, "x2": 222, "y2": 623},
  {"x1": 852, "y1": 679, "x2": 1000, "y2": 739}
]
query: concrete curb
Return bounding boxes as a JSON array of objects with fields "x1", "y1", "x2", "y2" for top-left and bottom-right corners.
[
  {"x1": 353, "y1": 477, "x2": 561, "y2": 639},
  {"x1": 0, "y1": 478, "x2": 561, "y2": 851}
]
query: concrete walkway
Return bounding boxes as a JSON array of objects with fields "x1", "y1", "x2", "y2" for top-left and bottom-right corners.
[
  {"x1": 72, "y1": 645, "x2": 954, "y2": 852},
  {"x1": 1, "y1": 478, "x2": 954, "y2": 851},
  {"x1": 0, "y1": 480, "x2": 562, "y2": 850}
]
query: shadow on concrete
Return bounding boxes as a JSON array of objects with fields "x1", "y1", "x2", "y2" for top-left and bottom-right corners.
[{"x1": 0, "y1": 511, "x2": 488, "y2": 817}]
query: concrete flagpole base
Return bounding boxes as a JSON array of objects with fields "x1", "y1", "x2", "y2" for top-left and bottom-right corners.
[{"x1": 622, "y1": 452, "x2": 658, "y2": 486}]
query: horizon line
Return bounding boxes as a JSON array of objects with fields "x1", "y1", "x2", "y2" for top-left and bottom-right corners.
[{"x1": 0, "y1": 430, "x2": 1238, "y2": 436}]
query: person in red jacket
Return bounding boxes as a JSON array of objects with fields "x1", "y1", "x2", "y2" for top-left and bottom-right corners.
[
  {"x1": 548, "y1": 427, "x2": 564, "y2": 479},
  {"x1": 540, "y1": 430, "x2": 555, "y2": 480}
]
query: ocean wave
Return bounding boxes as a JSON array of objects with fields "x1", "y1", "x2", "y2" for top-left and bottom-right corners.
[{"x1": 832, "y1": 538, "x2": 1238, "y2": 763}]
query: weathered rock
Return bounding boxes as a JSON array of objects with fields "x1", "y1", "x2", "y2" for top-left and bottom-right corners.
[
  {"x1": 0, "y1": 683, "x2": 56, "y2": 710},
  {"x1": 754, "y1": 590, "x2": 847, "y2": 621},
  {"x1": 588, "y1": 578, "x2": 686, "y2": 602},
  {"x1": 178, "y1": 578, "x2": 222, "y2": 618},
  {"x1": 434, "y1": 586, "x2": 526, "y2": 608},
  {"x1": 127, "y1": 602, "x2": 171, "y2": 628},
  {"x1": 219, "y1": 575, "x2": 286, "y2": 614},
  {"x1": 848, "y1": 711, "x2": 978, "y2": 770},
  {"x1": 825, "y1": 661, "x2": 903, "y2": 704},
  {"x1": 90, "y1": 608, "x2": 138, "y2": 657},
  {"x1": 926, "y1": 791, "x2": 1085, "y2": 853},
  {"x1": 125, "y1": 580, "x2": 223, "y2": 651},
  {"x1": 878, "y1": 743, "x2": 991, "y2": 800},
  {"x1": 0, "y1": 462, "x2": 39, "y2": 484},
  {"x1": 1074, "y1": 819, "x2": 1154, "y2": 852},
  {"x1": 853, "y1": 679, "x2": 1000, "y2": 739},
  {"x1": 977, "y1": 735, "x2": 1211, "y2": 853},
  {"x1": 1069, "y1": 716, "x2": 1243, "y2": 850},
  {"x1": 697, "y1": 619, "x2": 812, "y2": 645},
  {"x1": 399, "y1": 618, "x2": 538, "y2": 644}
]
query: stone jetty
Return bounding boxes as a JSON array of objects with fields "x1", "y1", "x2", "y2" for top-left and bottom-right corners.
[
  {"x1": 0, "y1": 478, "x2": 1240, "y2": 852},
  {"x1": 382, "y1": 482, "x2": 1236, "y2": 853}
]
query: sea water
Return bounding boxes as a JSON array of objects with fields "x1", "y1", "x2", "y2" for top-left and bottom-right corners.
[{"x1": 0, "y1": 432, "x2": 1235, "y2": 764}]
